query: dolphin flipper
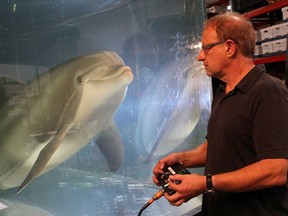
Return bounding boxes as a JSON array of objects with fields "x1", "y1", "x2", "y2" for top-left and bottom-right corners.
[
  {"x1": 96, "y1": 121, "x2": 124, "y2": 172},
  {"x1": 16, "y1": 124, "x2": 73, "y2": 194}
]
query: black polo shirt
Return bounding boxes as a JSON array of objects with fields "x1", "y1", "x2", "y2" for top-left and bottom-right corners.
[{"x1": 202, "y1": 66, "x2": 288, "y2": 216}]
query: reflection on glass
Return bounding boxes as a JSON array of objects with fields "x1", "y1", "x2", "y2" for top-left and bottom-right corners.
[{"x1": 0, "y1": 0, "x2": 210, "y2": 215}]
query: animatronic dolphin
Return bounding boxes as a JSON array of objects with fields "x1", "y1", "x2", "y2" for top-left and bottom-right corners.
[
  {"x1": 135, "y1": 52, "x2": 211, "y2": 160},
  {"x1": 0, "y1": 199, "x2": 54, "y2": 216},
  {"x1": 0, "y1": 51, "x2": 133, "y2": 194}
]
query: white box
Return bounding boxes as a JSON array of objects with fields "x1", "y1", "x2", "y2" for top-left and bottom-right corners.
[
  {"x1": 272, "y1": 22, "x2": 288, "y2": 38},
  {"x1": 284, "y1": 12, "x2": 288, "y2": 20},
  {"x1": 261, "y1": 41, "x2": 273, "y2": 56},
  {"x1": 282, "y1": 6, "x2": 288, "y2": 20},
  {"x1": 272, "y1": 38, "x2": 287, "y2": 53},
  {"x1": 260, "y1": 26, "x2": 273, "y2": 41},
  {"x1": 254, "y1": 45, "x2": 262, "y2": 57},
  {"x1": 206, "y1": 5, "x2": 227, "y2": 14},
  {"x1": 255, "y1": 30, "x2": 262, "y2": 42}
]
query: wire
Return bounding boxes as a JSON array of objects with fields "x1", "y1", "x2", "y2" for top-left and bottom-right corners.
[{"x1": 137, "y1": 189, "x2": 165, "y2": 216}]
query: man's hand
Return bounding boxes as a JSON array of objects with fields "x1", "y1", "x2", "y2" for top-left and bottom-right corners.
[
  {"x1": 152, "y1": 152, "x2": 183, "y2": 185},
  {"x1": 164, "y1": 174, "x2": 206, "y2": 206}
]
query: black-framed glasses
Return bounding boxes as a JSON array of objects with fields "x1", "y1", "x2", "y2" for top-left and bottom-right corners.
[{"x1": 201, "y1": 41, "x2": 226, "y2": 53}]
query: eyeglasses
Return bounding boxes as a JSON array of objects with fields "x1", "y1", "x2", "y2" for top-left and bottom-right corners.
[{"x1": 201, "y1": 41, "x2": 226, "y2": 54}]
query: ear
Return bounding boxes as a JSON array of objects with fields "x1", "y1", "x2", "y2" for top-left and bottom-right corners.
[{"x1": 225, "y1": 39, "x2": 237, "y2": 57}]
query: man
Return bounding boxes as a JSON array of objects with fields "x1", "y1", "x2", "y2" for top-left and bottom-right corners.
[{"x1": 153, "y1": 12, "x2": 288, "y2": 216}]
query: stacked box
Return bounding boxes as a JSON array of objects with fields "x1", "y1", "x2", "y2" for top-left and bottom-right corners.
[
  {"x1": 261, "y1": 38, "x2": 287, "y2": 56},
  {"x1": 261, "y1": 41, "x2": 273, "y2": 56},
  {"x1": 254, "y1": 45, "x2": 262, "y2": 58},
  {"x1": 255, "y1": 30, "x2": 262, "y2": 43},
  {"x1": 282, "y1": 6, "x2": 288, "y2": 20},
  {"x1": 272, "y1": 38, "x2": 287, "y2": 54},
  {"x1": 272, "y1": 22, "x2": 288, "y2": 38},
  {"x1": 260, "y1": 26, "x2": 274, "y2": 41}
]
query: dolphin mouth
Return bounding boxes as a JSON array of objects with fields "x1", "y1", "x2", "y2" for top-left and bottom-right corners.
[
  {"x1": 115, "y1": 66, "x2": 133, "y2": 78},
  {"x1": 94, "y1": 65, "x2": 133, "y2": 83},
  {"x1": 116, "y1": 66, "x2": 133, "y2": 82},
  {"x1": 76, "y1": 65, "x2": 133, "y2": 84}
]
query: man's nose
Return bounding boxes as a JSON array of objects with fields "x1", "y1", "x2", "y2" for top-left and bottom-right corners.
[{"x1": 197, "y1": 50, "x2": 205, "y2": 61}]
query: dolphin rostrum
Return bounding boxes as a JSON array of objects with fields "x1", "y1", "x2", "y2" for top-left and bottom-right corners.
[{"x1": 0, "y1": 51, "x2": 133, "y2": 194}]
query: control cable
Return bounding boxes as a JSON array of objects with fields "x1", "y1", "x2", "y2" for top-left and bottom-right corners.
[{"x1": 137, "y1": 189, "x2": 165, "y2": 216}]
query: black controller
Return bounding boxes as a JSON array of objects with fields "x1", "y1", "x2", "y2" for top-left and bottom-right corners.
[{"x1": 156, "y1": 163, "x2": 190, "y2": 195}]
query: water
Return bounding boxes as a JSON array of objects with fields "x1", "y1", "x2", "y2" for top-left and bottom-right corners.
[{"x1": 0, "y1": 0, "x2": 210, "y2": 215}]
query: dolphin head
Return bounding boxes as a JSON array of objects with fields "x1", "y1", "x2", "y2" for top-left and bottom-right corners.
[
  {"x1": 44, "y1": 50, "x2": 133, "y2": 126},
  {"x1": 70, "y1": 51, "x2": 133, "y2": 124},
  {"x1": 75, "y1": 51, "x2": 133, "y2": 86}
]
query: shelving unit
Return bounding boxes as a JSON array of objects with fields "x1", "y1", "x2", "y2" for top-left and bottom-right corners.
[
  {"x1": 244, "y1": 0, "x2": 288, "y2": 18},
  {"x1": 253, "y1": 54, "x2": 286, "y2": 64},
  {"x1": 244, "y1": 0, "x2": 288, "y2": 65}
]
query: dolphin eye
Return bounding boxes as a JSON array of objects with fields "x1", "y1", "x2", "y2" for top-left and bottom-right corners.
[{"x1": 77, "y1": 77, "x2": 82, "y2": 84}]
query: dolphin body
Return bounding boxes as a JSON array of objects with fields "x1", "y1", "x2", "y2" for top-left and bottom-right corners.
[
  {"x1": 0, "y1": 198, "x2": 54, "y2": 216},
  {"x1": 0, "y1": 51, "x2": 133, "y2": 193},
  {"x1": 135, "y1": 51, "x2": 211, "y2": 160}
]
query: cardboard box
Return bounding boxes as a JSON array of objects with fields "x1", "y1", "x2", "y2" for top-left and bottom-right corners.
[
  {"x1": 260, "y1": 26, "x2": 273, "y2": 41},
  {"x1": 272, "y1": 38, "x2": 287, "y2": 53},
  {"x1": 282, "y1": 6, "x2": 288, "y2": 20},
  {"x1": 255, "y1": 30, "x2": 262, "y2": 42},
  {"x1": 272, "y1": 22, "x2": 288, "y2": 38},
  {"x1": 254, "y1": 45, "x2": 262, "y2": 57},
  {"x1": 261, "y1": 41, "x2": 273, "y2": 56}
]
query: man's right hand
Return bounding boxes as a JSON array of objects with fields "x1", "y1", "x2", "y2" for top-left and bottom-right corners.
[{"x1": 152, "y1": 152, "x2": 183, "y2": 185}]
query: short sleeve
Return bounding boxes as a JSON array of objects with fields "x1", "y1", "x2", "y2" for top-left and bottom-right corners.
[{"x1": 253, "y1": 85, "x2": 288, "y2": 160}]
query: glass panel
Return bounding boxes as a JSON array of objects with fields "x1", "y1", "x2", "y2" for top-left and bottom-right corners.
[{"x1": 0, "y1": 0, "x2": 211, "y2": 215}]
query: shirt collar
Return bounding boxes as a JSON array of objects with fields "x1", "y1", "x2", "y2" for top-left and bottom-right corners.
[
  {"x1": 235, "y1": 66, "x2": 264, "y2": 93},
  {"x1": 215, "y1": 66, "x2": 265, "y2": 94}
]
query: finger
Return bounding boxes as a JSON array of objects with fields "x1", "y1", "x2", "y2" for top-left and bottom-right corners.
[
  {"x1": 153, "y1": 161, "x2": 165, "y2": 175},
  {"x1": 170, "y1": 200, "x2": 184, "y2": 207},
  {"x1": 169, "y1": 174, "x2": 183, "y2": 188},
  {"x1": 167, "y1": 197, "x2": 185, "y2": 207},
  {"x1": 152, "y1": 167, "x2": 163, "y2": 176},
  {"x1": 152, "y1": 175, "x2": 160, "y2": 185},
  {"x1": 167, "y1": 179, "x2": 178, "y2": 191},
  {"x1": 157, "y1": 160, "x2": 166, "y2": 170},
  {"x1": 164, "y1": 188, "x2": 187, "y2": 205},
  {"x1": 168, "y1": 174, "x2": 181, "y2": 181}
]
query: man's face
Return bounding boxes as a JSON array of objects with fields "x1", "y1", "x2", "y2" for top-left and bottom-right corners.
[{"x1": 197, "y1": 27, "x2": 226, "y2": 79}]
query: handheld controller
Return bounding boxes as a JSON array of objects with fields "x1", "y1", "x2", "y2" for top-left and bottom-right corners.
[{"x1": 156, "y1": 163, "x2": 190, "y2": 195}]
